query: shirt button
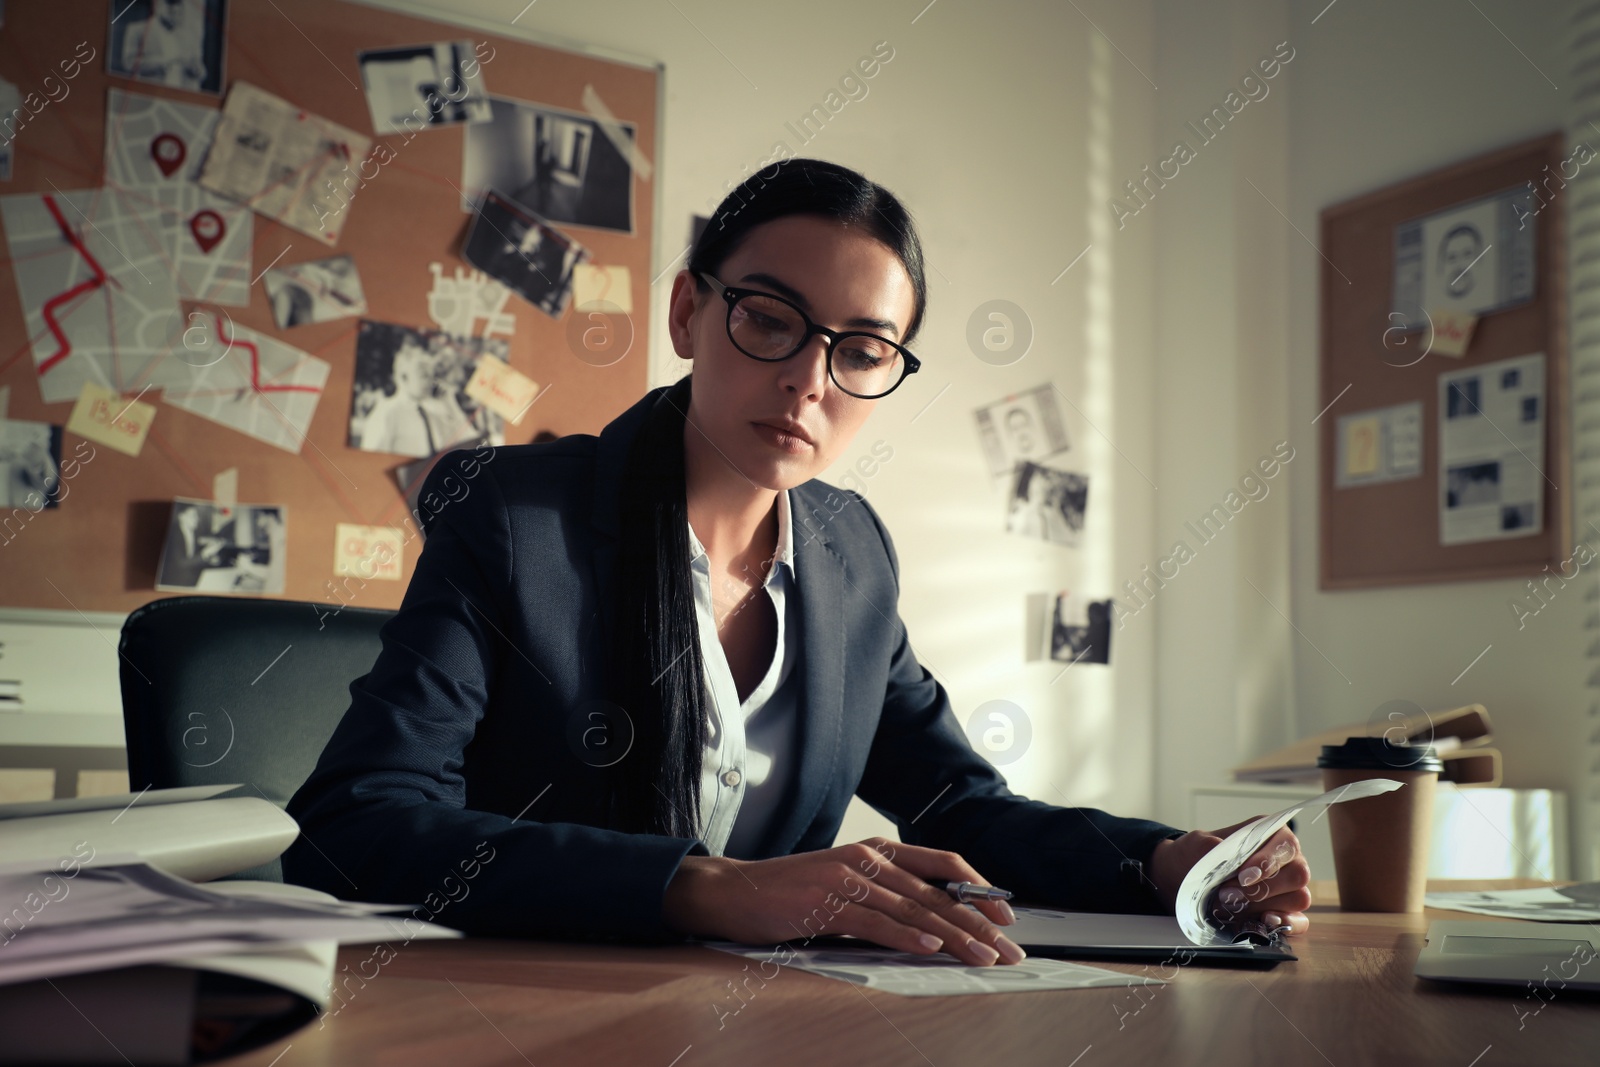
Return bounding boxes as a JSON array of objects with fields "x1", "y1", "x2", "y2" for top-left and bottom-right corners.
[{"x1": 721, "y1": 770, "x2": 742, "y2": 787}]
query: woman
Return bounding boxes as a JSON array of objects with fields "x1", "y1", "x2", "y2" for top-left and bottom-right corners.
[{"x1": 284, "y1": 159, "x2": 1311, "y2": 964}]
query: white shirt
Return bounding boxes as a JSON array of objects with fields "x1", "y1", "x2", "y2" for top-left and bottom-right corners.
[{"x1": 688, "y1": 490, "x2": 801, "y2": 858}]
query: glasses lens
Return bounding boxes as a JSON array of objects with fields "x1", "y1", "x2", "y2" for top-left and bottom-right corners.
[
  {"x1": 832, "y1": 335, "x2": 905, "y2": 397},
  {"x1": 729, "y1": 293, "x2": 805, "y2": 359}
]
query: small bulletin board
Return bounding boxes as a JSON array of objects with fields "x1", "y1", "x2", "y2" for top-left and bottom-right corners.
[
  {"x1": 1318, "y1": 133, "x2": 1570, "y2": 589},
  {"x1": 0, "y1": 0, "x2": 661, "y2": 614}
]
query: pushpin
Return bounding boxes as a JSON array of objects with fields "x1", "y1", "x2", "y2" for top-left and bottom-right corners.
[
  {"x1": 151, "y1": 133, "x2": 186, "y2": 178},
  {"x1": 189, "y1": 210, "x2": 225, "y2": 253}
]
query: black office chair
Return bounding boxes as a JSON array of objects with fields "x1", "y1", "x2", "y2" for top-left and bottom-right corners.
[{"x1": 118, "y1": 595, "x2": 394, "y2": 880}]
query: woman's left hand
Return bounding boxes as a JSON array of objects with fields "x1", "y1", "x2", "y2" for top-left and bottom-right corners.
[{"x1": 1146, "y1": 819, "x2": 1312, "y2": 936}]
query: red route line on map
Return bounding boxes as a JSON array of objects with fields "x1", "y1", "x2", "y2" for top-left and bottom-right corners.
[
  {"x1": 37, "y1": 194, "x2": 109, "y2": 377},
  {"x1": 212, "y1": 313, "x2": 321, "y2": 395}
]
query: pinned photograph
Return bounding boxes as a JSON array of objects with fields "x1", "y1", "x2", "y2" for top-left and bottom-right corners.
[
  {"x1": 348, "y1": 320, "x2": 507, "y2": 459},
  {"x1": 264, "y1": 255, "x2": 368, "y2": 328},
  {"x1": 462, "y1": 97, "x2": 635, "y2": 233},
  {"x1": 156, "y1": 498, "x2": 285, "y2": 595},
  {"x1": 1006, "y1": 462, "x2": 1087, "y2": 547},
  {"x1": 1050, "y1": 593, "x2": 1113, "y2": 666},
  {"x1": 461, "y1": 190, "x2": 587, "y2": 318},
  {"x1": 1391, "y1": 187, "x2": 1536, "y2": 331},
  {"x1": 108, "y1": 0, "x2": 227, "y2": 95},
  {"x1": 974, "y1": 384, "x2": 1071, "y2": 477},
  {"x1": 358, "y1": 40, "x2": 491, "y2": 135},
  {"x1": 0, "y1": 420, "x2": 63, "y2": 510}
]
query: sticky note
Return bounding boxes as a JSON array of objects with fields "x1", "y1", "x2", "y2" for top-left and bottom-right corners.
[
  {"x1": 572, "y1": 264, "x2": 632, "y2": 314},
  {"x1": 465, "y1": 358, "x2": 541, "y2": 425},
  {"x1": 213, "y1": 467, "x2": 237, "y2": 509},
  {"x1": 66, "y1": 381, "x2": 154, "y2": 457},
  {"x1": 1427, "y1": 308, "x2": 1478, "y2": 358},
  {"x1": 1342, "y1": 415, "x2": 1382, "y2": 478},
  {"x1": 334, "y1": 524, "x2": 403, "y2": 581}
]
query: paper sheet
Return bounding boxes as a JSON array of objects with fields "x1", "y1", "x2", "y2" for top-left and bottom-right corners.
[
  {"x1": 706, "y1": 942, "x2": 1165, "y2": 997},
  {"x1": 161, "y1": 315, "x2": 329, "y2": 454},
  {"x1": 103, "y1": 88, "x2": 253, "y2": 306},
  {"x1": 198, "y1": 82, "x2": 372, "y2": 246},
  {"x1": 0, "y1": 188, "x2": 186, "y2": 403},
  {"x1": 1176, "y1": 778, "x2": 1403, "y2": 946},
  {"x1": 1424, "y1": 883, "x2": 1600, "y2": 923},
  {"x1": 1438, "y1": 352, "x2": 1545, "y2": 545}
]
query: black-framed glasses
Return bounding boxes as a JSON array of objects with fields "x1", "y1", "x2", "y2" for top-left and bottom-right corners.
[{"x1": 697, "y1": 273, "x2": 920, "y2": 399}]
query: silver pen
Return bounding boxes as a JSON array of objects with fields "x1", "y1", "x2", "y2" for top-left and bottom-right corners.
[{"x1": 930, "y1": 879, "x2": 1013, "y2": 903}]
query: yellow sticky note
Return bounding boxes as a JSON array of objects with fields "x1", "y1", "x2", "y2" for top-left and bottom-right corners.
[
  {"x1": 466, "y1": 358, "x2": 541, "y2": 425},
  {"x1": 66, "y1": 381, "x2": 154, "y2": 457},
  {"x1": 333, "y1": 524, "x2": 403, "y2": 581},
  {"x1": 572, "y1": 264, "x2": 632, "y2": 314},
  {"x1": 1427, "y1": 308, "x2": 1478, "y2": 358},
  {"x1": 1343, "y1": 415, "x2": 1381, "y2": 477}
]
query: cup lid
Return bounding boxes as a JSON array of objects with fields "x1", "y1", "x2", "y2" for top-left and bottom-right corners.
[{"x1": 1316, "y1": 735, "x2": 1443, "y2": 773}]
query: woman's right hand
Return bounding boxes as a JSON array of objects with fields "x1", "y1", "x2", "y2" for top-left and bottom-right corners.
[{"x1": 661, "y1": 837, "x2": 1027, "y2": 965}]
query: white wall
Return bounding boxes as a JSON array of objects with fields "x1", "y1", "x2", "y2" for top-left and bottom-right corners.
[
  {"x1": 409, "y1": 0, "x2": 1170, "y2": 839},
  {"x1": 1278, "y1": 0, "x2": 1588, "y2": 877}
]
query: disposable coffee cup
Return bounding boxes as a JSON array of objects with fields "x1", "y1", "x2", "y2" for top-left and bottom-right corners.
[{"x1": 1316, "y1": 736, "x2": 1442, "y2": 913}]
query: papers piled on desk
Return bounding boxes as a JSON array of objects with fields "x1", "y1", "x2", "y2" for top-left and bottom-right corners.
[{"x1": 0, "y1": 854, "x2": 456, "y2": 987}]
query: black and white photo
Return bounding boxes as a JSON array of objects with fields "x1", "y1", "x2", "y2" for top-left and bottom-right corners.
[
  {"x1": 1050, "y1": 593, "x2": 1113, "y2": 665},
  {"x1": 462, "y1": 97, "x2": 635, "y2": 233},
  {"x1": 264, "y1": 254, "x2": 368, "y2": 329},
  {"x1": 107, "y1": 0, "x2": 226, "y2": 96},
  {"x1": 156, "y1": 498, "x2": 285, "y2": 594},
  {"x1": 974, "y1": 383, "x2": 1071, "y2": 477},
  {"x1": 348, "y1": 319, "x2": 507, "y2": 459},
  {"x1": 358, "y1": 40, "x2": 491, "y2": 135},
  {"x1": 0, "y1": 420, "x2": 62, "y2": 510},
  {"x1": 1006, "y1": 462, "x2": 1088, "y2": 547},
  {"x1": 461, "y1": 190, "x2": 587, "y2": 318}
]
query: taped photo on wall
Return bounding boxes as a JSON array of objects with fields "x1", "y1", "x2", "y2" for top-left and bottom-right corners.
[
  {"x1": 348, "y1": 320, "x2": 507, "y2": 459},
  {"x1": 156, "y1": 498, "x2": 285, "y2": 595}
]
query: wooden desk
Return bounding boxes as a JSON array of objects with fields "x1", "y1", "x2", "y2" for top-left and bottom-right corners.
[{"x1": 222, "y1": 880, "x2": 1598, "y2": 1067}]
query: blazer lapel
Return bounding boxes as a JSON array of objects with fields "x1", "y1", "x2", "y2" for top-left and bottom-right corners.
[{"x1": 767, "y1": 487, "x2": 846, "y2": 856}]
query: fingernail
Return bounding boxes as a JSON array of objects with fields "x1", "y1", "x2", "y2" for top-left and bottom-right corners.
[
  {"x1": 1272, "y1": 840, "x2": 1295, "y2": 863},
  {"x1": 1238, "y1": 865, "x2": 1263, "y2": 886},
  {"x1": 997, "y1": 901, "x2": 1016, "y2": 924},
  {"x1": 1263, "y1": 912, "x2": 1281, "y2": 928},
  {"x1": 995, "y1": 936, "x2": 1027, "y2": 964},
  {"x1": 1218, "y1": 886, "x2": 1247, "y2": 909},
  {"x1": 916, "y1": 932, "x2": 943, "y2": 952},
  {"x1": 967, "y1": 940, "x2": 1000, "y2": 965}
]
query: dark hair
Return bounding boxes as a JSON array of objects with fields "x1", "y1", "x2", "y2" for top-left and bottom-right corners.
[
  {"x1": 688, "y1": 157, "x2": 929, "y2": 346},
  {"x1": 605, "y1": 158, "x2": 927, "y2": 838}
]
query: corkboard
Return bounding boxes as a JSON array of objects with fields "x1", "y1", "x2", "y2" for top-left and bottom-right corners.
[
  {"x1": 0, "y1": 0, "x2": 658, "y2": 613},
  {"x1": 1318, "y1": 133, "x2": 1569, "y2": 589}
]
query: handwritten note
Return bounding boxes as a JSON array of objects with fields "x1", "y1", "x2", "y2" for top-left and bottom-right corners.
[
  {"x1": 1427, "y1": 307, "x2": 1478, "y2": 358},
  {"x1": 333, "y1": 523, "x2": 403, "y2": 581},
  {"x1": 465, "y1": 358, "x2": 541, "y2": 425},
  {"x1": 572, "y1": 264, "x2": 632, "y2": 314},
  {"x1": 66, "y1": 381, "x2": 154, "y2": 457}
]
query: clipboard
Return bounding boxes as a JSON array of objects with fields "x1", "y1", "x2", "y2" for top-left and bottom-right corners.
[
  {"x1": 993, "y1": 904, "x2": 1296, "y2": 969},
  {"x1": 785, "y1": 906, "x2": 1296, "y2": 969}
]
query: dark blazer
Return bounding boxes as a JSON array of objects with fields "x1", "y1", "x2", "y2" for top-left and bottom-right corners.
[{"x1": 283, "y1": 382, "x2": 1184, "y2": 942}]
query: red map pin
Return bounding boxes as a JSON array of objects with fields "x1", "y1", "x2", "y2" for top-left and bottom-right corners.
[
  {"x1": 189, "y1": 210, "x2": 225, "y2": 253},
  {"x1": 151, "y1": 133, "x2": 186, "y2": 178}
]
